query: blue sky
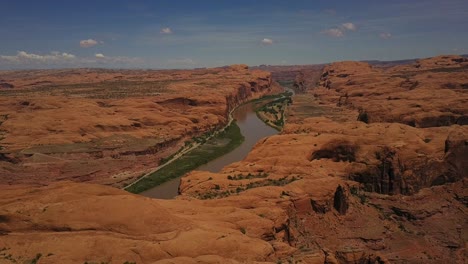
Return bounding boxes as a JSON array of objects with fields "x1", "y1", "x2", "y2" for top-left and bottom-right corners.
[{"x1": 0, "y1": 0, "x2": 467, "y2": 69}]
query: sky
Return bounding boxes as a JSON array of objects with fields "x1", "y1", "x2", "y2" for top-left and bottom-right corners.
[{"x1": 0, "y1": 0, "x2": 467, "y2": 69}]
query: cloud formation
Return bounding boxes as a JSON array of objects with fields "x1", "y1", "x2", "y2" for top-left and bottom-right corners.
[
  {"x1": 160, "y1": 27, "x2": 172, "y2": 34},
  {"x1": 323, "y1": 22, "x2": 356, "y2": 38},
  {"x1": 261, "y1": 38, "x2": 274, "y2": 45},
  {"x1": 341, "y1": 22, "x2": 356, "y2": 31},
  {"x1": 79, "y1": 39, "x2": 98, "y2": 48},
  {"x1": 379, "y1": 32, "x2": 392, "y2": 39},
  {"x1": 0, "y1": 50, "x2": 144, "y2": 69},
  {"x1": 0, "y1": 51, "x2": 76, "y2": 63},
  {"x1": 323, "y1": 28, "x2": 344, "y2": 37}
]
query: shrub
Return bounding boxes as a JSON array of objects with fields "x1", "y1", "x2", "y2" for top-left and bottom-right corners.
[{"x1": 240, "y1": 227, "x2": 246, "y2": 234}]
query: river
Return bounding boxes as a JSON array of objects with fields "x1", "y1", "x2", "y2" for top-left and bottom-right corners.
[{"x1": 141, "y1": 101, "x2": 278, "y2": 199}]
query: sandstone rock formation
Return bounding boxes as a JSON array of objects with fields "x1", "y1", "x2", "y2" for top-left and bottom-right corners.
[
  {"x1": 0, "y1": 56, "x2": 466, "y2": 263},
  {"x1": 0, "y1": 182, "x2": 283, "y2": 263},
  {"x1": 317, "y1": 55, "x2": 468, "y2": 127},
  {"x1": 178, "y1": 55, "x2": 467, "y2": 263},
  {"x1": 0, "y1": 66, "x2": 278, "y2": 187}
]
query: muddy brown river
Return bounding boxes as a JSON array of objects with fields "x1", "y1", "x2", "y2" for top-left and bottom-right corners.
[{"x1": 141, "y1": 101, "x2": 278, "y2": 199}]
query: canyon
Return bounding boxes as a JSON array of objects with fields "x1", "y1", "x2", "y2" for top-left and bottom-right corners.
[
  {"x1": 0, "y1": 65, "x2": 277, "y2": 187},
  {"x1": 0, "y1": 55, "x2": 467, "y2": 264}
]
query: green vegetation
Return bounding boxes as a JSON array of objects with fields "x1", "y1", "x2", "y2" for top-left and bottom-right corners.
[
  {"x1": 83, "y1": 260, "x2": 135, "y2": 264},
  {"x1": 198, "y1": 175, "x2": 300, "y2": 200},
  {"x1": 277, "y1": 80, "x2": 295, "y2": 89},
  {"x1": 192, "y1": 129, "x2": 216, "y2": 144},
  {"x1": 159, "y1": 144, "x2": 187, "y2": 164},
  {"x1": 0, "y1": 247, "x2": 15, "y2": 263},
  {"x1": 227, "y1": 172, "x2": 269, "y2": 180},
  {"x1": 350, "y1": 186, "x2": 368, "y2": 204},
  {"x1": 126, "y1": 122, "x2": 244, "y2": 193},
  {"x1": 0, "y1": 251, "x2": 44, "y2": 264},
  {"x1": 29, "y1": 254, "x2": 42, "y2": 264},
  {"x1": 250, "y1": 90, "x2": 290, "y2": 104},
  {"x1": 125, "y1": 90, "x2": 289, "y2": 193},
  {"x1": 240, "y1": 227, "x2": 246, "y2": 234},
  {"x1": 255, "y1": 91, "x2": 293, "y2": 130}
]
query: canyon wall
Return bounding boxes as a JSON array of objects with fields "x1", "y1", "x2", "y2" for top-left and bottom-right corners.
[
  {"x1": 0, "y1": 56, "x2": 466, "y2": 263},
  {"x1": 178, "y1": 55, "x2": 467, "y2": 263},
  {"x1": 0, "y1": 66, "x2": 277, "y2": 187}
]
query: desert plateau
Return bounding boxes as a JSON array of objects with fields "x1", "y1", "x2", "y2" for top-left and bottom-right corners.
[{"x1": 0, "y1": 1, "x2": 467, "y2": 264}]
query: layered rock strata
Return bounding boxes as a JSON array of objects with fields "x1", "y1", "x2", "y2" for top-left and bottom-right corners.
[
  {"x1": 0, "y1": 56, "x2": 466, "y2": 263},
  {"x1": 0, "y1": 66, "x2": 276, "y2": 186}
]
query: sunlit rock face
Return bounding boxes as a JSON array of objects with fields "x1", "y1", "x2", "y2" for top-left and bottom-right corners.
[
  {"x1": 0, "y1": 66, "x2": 277, "y2": 187},
  {"x1": 0, "y1": 55, "x2": 466, "y2": 263}
]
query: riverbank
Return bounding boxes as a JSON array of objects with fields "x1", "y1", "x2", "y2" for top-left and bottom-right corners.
[
  {"x1": 254, "y1": 91, "x2": 293, "y2": 130},
  {"x1": 124, "y1": 91, "x2": 286, "y2": 194},
  {"x1": 125, "y1": 121, "x2": 244, "y2": 193}
]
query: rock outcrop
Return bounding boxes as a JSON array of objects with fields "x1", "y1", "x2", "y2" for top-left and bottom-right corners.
[
  {"x1": 317, "y1": 55, "x2": 468, "y2": 127},
  {"x1": 0, "y1": 55, "x2": 466, "y2": 263},
  {"x1": 176, "y1": 55, "x2": 467, "y2": 263},
  {"x1": 0, "y1": 182, "x2": 282, "y2": 263},
  {"x1": 0, "y1": 66, "x2": 277, "y2": 187}
]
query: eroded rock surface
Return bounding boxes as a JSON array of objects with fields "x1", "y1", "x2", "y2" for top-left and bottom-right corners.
[
  {"x1": 317, "y1": 55, "x2": 468, "y2": 127},
  {"x1": 0, "y1": 182, "x2": 282, "y2": 263},
  {"x1": 178, "y1": 55, "x2": 467, "y2": 263},
  {"x1": 0, "y1": 56, "x2": 466, "y2": 263},
  {"x1": 0, "y1": 66, "x2": 277, "y2": 187}
]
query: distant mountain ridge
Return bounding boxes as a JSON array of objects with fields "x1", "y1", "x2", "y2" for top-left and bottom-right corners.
[{"x1": 254, "y1": 54, "x2": 468, "y2": 69}]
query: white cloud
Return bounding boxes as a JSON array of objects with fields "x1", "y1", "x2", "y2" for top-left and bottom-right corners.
[
  {"x1": 0, "y1": 51, "x2": 76, "y2": 63},
  {"x1": 61, "y1": 53, "x2": 76, "y2": 59},
  {"x1": 160, "y1": 27, "x2": 172, "y2": 34},
  {"x1": 323, "y1": 22, "x2": 356, "y2": 38},
  {"x1": 80, "y1": 39, "x2": 98, "y2": 48},
  {"x1": 379, "y1": 32, "x2": 392, "y2": 39},
  {"x1": 0, "y1": 50, "x2": 144, "y2": 69},
  {"x1": 261, "y1": 38, "x2": 274, "y2": 45},
  {"x1": 341, "y1": 22, "x2": 356, "y2": 31},
  {"x1": 323, "y1": 28, "x2": 344, "y2": 37}
]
